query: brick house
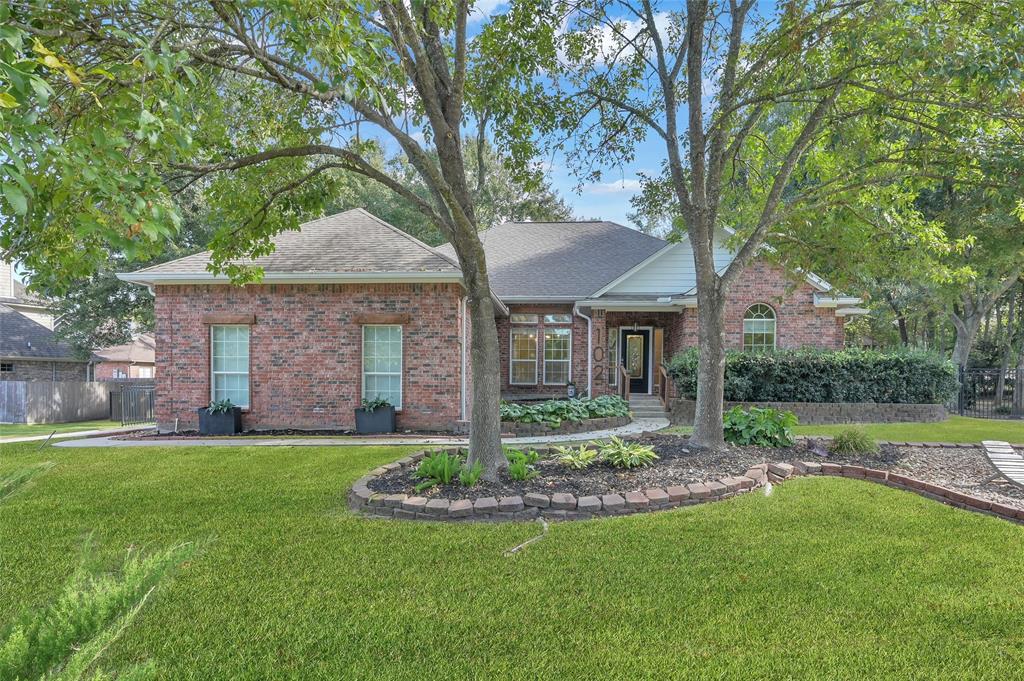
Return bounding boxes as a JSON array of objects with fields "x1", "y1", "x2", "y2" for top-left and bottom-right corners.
[
  {"x1": 92, "y1": 334, "x2": 156, "y2": 379},
  {"x1": 120, "y1": 209, "x2": 864, "y2": 432}
]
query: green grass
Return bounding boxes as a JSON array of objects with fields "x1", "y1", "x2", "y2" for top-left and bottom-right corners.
[
  {"x1": 0, "y1": 419, "x2": 123, "y2": 439},
  {"x1": 665, "y1": 416, "x2": 1024, "y2": 443},
  {"x1": 1, "y1": 442, "x2": 1023, "y2": 679}
]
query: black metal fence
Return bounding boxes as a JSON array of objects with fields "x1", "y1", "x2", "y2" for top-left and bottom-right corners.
[
  {"x1": 112, "y1": 384, "x2": 156, "y2": 426},
  {"x1": 954, "y1": 367, "x2": 1024, "y2": 420}
]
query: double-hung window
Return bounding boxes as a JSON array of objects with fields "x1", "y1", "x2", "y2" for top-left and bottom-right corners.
[
  {"x1": 510, "y1": 328, "x2": 538, "y2": 385},
  {"x1": 743, "y1": 304, "x2": 777, "y2": 353},
  {"x1": 211, "y1": 325, "x2": 250, "y2": 408},
  {"x1": 363, "y1": 325, "x2": 403, "y2": 409},
  {"x1": 543, "y1": 327, "x2": 571, "y2": 385}
]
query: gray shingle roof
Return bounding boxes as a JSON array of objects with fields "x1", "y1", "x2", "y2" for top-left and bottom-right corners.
[
  {"x1": 130, "y1": 209, "x2": 458, "y2": 276},
  {"x1": 92, "y1": 334, "x2": 156, "y2": 364},
  {"x1": 436, "y1": 221, "x2": 667, "y2": 299},
  {"x1": 0, "y1": 304, "x2": 82, "y2": 360}
]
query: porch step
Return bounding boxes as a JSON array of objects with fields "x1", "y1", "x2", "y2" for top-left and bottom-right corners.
[{"x1": 628, "y1": 394, "x2": 668, "y2": 418}]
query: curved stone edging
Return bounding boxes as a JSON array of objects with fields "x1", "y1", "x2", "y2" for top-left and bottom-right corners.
[
  {"x1": 348, "y1": 449, "x2": 1024, "y2": 525},
  {"x1": 500, "y1": 415, "x2": 631, "y2": 438}
]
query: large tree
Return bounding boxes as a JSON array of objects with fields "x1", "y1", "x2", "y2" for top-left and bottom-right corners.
[
  {"x1": 3, "y1": 1, "x2": 549, "y2": 479},
  {"x1": 516, "y1": 0, "x2": 1024, "y2": 447}
]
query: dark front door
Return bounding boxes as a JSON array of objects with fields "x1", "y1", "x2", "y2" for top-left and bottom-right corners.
[{"x1": 621, "y1": 329, "x2": 650, "y2": 393}]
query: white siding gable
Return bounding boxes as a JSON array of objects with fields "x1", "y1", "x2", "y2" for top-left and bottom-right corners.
[{"x1": 604, "y1": 236, "x2": 734, "y2": 296}]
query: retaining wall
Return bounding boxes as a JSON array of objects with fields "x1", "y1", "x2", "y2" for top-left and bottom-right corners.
[{"x1": 670, "y1": 399, "x2": 947, "y2": 425}]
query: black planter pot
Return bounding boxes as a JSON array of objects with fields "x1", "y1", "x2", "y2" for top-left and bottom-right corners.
[
  {"x1": 355, "y1": 406, "x2": 396, "y2": 434},
  {"x1": 198, "y1": 406, "x2": 242, "y2": 435}
]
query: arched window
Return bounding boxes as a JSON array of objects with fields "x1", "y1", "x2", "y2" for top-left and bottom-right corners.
[{"x1": 743, "y1": 304, "x2": 776, "y2": 353}]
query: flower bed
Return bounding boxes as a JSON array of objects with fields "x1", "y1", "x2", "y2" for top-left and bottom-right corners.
[
  {"x1": 501, "y1": 415, "x2": 631, "y2": 437},
  {"x1": 348, "y1": 435, "x2": 1024, "y2": 524}
]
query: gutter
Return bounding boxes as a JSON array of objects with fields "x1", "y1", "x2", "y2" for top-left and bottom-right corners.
[
  {"x1": 572, "y1": 304, "x2": 592, "y2": 397},
  {"x1": 460, "y1": 296, "x2": 468, "y2": 421},
  {"x1": 117, "y1": 270, "x2": 465, "y2": 286}
]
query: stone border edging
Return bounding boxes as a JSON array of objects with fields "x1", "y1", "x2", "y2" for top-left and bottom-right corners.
[
  {"x1": 500, "y1": 415, "x2": 631, "y2": 438},
  {"x1": 348, "y1": 447, "x2": 1024, "y2": 525}
]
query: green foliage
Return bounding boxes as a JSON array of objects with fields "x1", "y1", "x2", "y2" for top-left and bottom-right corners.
[
  {"x1": 500, "y1": 396, "x2": 630, "y2": 427},
  {"x1": 599, "y1": 437, "x2": 659, "y2": 469},
  {"x1": 359, "y1": 396, "x2": 392, "y2": 413},
  {"x1": 206, "y1": 399, "x2": 235, "y2": 415},
  {"x1": 458, "y1": 460, "x2": 484, "y2": 487},
  {"x1": 413, "y1": 452, "x2": 462, "y2": 492},
  {"x1": 555, "y1": 444, "x2": 600, "y2": 470},
  {"x1": 0, "y1": 539, "x2": 194, "y2": 680},
  {"x1": 723, "y1": 407, "x2": 798, "y2": 448},
  {"x1": 829, "y1": 428, "x2": 880, "y2": 455},
  {"x1": 504, "y1": 449, "x2": 540, "y2": 480},
  {"x1": 668, "y1": 348, "x2": 958, "y2": 405}
]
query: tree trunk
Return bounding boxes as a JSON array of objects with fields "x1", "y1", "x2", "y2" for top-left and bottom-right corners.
[
  {"x1": 690, "y1": 282, "x2": 727, "y2": 449},
  {"x1": 995, "y1": 295, "x2": 1016, "y2": 404},
  {"x1": 1014, "y1": 343, "x2": 1024, "y2": 416},
  {"x1": 951, "y1": 311, "x2": 982, "y2": 369}
]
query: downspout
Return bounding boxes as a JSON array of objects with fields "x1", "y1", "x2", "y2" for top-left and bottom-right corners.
[
  {"x1": 573, "y1": 304, "x2": 592, "y2": 397},
  {"x1": 460, "y1": 296, "x2": 468, "y2": 421}
]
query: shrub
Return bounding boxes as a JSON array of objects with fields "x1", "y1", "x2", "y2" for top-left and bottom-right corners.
[
  {"x1": 722, "y1": 406, "x2": 797, "y2": 447},
  {"x1": 667, "y1": 348, "x2": 958, "y2": 404},
  {"x1": 206, "y1": 398, "x2": 235, "y2": 414},
  {"x1": 360, "y1": 396, "x2": 392, "y2": 412},
  {"x1": 555, "y1": 444, "x2": 600, "y2": 469},
  {"x1": 829, "y1": 428, "x2": 879, "y2": 455},
  {"x1": 414, "y1": 451, "x2": 462, "y2": 491},
  {"x1": 500, "y1": 396, "x2": 630, "y2": 427},
  {"x1": 458, "y1": 460, "x2": 483, "y2": 487},
  {"x1": 599, "y1": 436, "x2": 659, "y2": 469},
  {"x1": 504, "y1": 448, "x2": 540, "y2": 481}
]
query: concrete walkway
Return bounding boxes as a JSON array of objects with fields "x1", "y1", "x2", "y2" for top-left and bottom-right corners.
[
  {"x1": 2, "y1": 425, "x2": 153, "y2": 445},
  {"x1": 53, "y1": 418, "x2": 670, "y2": 448}
]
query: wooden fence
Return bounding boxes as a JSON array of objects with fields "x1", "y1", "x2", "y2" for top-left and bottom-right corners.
[{"x1": 0, "y1": 380, "x2": 154, "y2": 424}]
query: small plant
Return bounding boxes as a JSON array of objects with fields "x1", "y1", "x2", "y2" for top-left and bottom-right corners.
[
  {"x1": 458, "y1": 460, "x2": 483, "y2": 487},
  {"x1": 499, "y1": 396, "x2": 630, "y2": 427},
  {"x1": 829, "y1": 428, "x2": 879, "y2": 455},
  {"x1": 505, "y1": 448, "x2": 540, "y2": 481},
  {"x1": 722, "y1": 406, "x2": 797, "y2": 447},
  {"x1": 555, "y1": 444, "x2": 600, "y2": 469},
  {"x1": 360, "y1": 396, "x2": 392, "y2": 413},
  {"x1": 599, "y1": 436, "x2": 659, "y2": 469},
  {"x1": 413, "y1": 451, "x2": 462, "y2": 491},
  {"x1": 206, "y1": 398, "x2": 235, "y2": 414}
]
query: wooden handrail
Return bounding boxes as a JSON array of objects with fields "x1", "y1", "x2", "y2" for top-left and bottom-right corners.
[
  {"x1": 658, "y1": 363, "x2": 670, "y2": 409},
  {"x1": 617, "y1": 365, "x2": 629, "y2": 400}
]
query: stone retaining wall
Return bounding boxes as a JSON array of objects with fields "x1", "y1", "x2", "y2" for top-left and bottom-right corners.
[
  {"x1": 670, "y1": 399, "x2": 947, "y2": 425},
  {"x1": 348, "y1": 447, "x2": 1024, "y2": 525},
  {"x1": 500, "y1": 415, "x2": 631, "y2": 438}
]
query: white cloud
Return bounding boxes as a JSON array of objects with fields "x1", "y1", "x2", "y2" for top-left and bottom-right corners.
[
  {"x1": 469, "y1": 0, "x2": 506, "y2": 22},
  {"x1": 559, "y1": 11, "x2": 674, "y2": 65},
  {"x1": 586, "y1": 179, "x2": 642, "y2": 195}
]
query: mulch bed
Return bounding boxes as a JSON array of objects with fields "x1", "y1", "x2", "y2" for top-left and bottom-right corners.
[{"x1": 368, "y1": 433, "x2": 1024, "y2": 510}]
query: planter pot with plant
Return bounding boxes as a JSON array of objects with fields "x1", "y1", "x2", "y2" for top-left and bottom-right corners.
[
  {"x1": 355, "y1": 397, "x2": 395, "y2": 434},
  {"x1": 198, "y1": 399, "x2": 242, "y2": 435}
]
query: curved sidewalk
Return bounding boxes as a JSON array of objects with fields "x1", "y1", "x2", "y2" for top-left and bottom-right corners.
[{"x1": 53, "y1": 417, "x2": 670, "y2": 448}]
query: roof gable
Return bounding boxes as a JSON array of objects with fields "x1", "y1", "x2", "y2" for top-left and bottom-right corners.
[
  {"x1": 123, "y1": 209, "x2": 459, "y2": 282},
  {"x1": 0, "y1": 304, "x2": 80, "y2": 360}
]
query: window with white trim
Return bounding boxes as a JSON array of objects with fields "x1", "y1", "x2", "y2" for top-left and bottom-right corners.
[
  {"x1": 138, "y1": 366, "x2": 153, "y2": 378},
  {"x1": 607, "y1": 328, "x2": 618, "y2": 387},
  {"x1": 510, "y1": 313, "x2": 538, "y2": 324},
  {"x1": 362, "y1": 324, "x2": 403, "y2": 409},
  {"x1": 510, "y1": 328, "x2": 538, "y2": 385},
  {"x1": 211, "y1": 325, "x2": 250, "y2": 407},
  {"x1": 743, "y1": 304, "x2": 776, "y2": 353},
  {"x1": 0, "y1": 362, "x2": 13, "y2": 373},
  {"x1": 543, "y1": 327, "x2": 571, "y2": 385},
  {"x1": 543, "y1": 314, "x2": 572, "y2": 324}
]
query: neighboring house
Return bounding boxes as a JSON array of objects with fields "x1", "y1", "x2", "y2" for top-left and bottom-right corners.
[
  {"x1": 92, "y1": 334, "x2": 156, "y2": 379},
  {"x1": 120, "y1": 209, "x2": 865, "y2": 432},
  {"x1": 0, "y1": 259, "x2": 55, "y2": 329},
  {"x1": 0, "y1": 304, "x2": 89, "y2": 382}
]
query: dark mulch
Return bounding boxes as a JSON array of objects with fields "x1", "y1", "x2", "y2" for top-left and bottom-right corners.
[{"x1": 369, "y1": 433, "x2": 811, "y2": 500}]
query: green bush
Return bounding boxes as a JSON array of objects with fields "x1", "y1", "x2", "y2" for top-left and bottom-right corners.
[
  {"x1": 414, "y1": 451, "x2": 462, "y2": 491},
  {"x1": 723, "y1": 406, "x2": 797, "y2": 447},
  {"x1": 555, "y1": 444, "x2": 601, "y2": 469},
  {"x1": 500, "y1": 395, "x2": 630, "y2": 427},
  {"x1": 599, "y1": 436, "x2": 659, "y2": 469},
  {"x1": 667, "y1": 348, "x2": 957, "y2": 404},
  {"x1": 505, "y1": 449, "x2": 540, "y2": 480},
  {"x1": 458, "y1": 460, "x2": 483, "y2": 487},
  {"x1": 829, "y1": 428, "x2": 880, "y2": 455}
]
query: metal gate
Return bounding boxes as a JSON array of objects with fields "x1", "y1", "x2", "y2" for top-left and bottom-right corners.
[
  {"x1": 954, "y1": 367, "x2": 1024, "y2": 420},
  {"x1": 115, "y1": 384, "x2": 156, "y2": 426}
]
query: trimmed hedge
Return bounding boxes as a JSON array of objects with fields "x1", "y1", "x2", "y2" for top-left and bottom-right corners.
[{"x1": 667, "y1": 348, "x2": 958, "y2": 405}]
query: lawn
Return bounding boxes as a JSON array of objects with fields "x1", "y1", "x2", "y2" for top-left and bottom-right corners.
[
  {"x1": 0, "y1": 419, "x2": 123, "y2": 439},
  {"x1": 666, "y1": 416, "x2": 1024, "y2": 443},
  {"x1": 1, "y1": 442, "x2": 1023, "y2": 679}
]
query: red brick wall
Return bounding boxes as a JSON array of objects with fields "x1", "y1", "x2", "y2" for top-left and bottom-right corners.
[
  {"x1": 154, "y1": 283, "x2": 464, "y2": 432},
  {"x1": 677, "y1": 260, "x2": 845, "y2": 351},
  {"x1": 0, "y1": 360, "x2": 88, "y2": 382}
]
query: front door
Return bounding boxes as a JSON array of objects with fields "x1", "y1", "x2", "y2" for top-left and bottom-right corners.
[{"x1": 621, "y1": 329, "x2": 650, "y2": 393}]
